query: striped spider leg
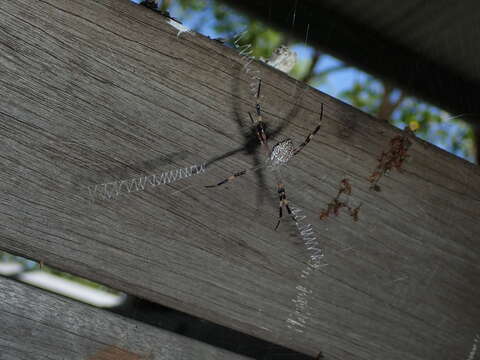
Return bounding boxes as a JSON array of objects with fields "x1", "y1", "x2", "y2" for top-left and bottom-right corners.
[
  {"x1": 204, "y1": 166, "x2": 264, "y2": 188},
  {"x1": 206, "y1": 80, "x2": 324, "y2": 230},
  {"x1": 293, "y1": 103, "x2": 323, "y2": 156},
  {"x1": 270, "y1": 103, "x2": 324, "y2": 230},
  {"x1": 249, "y1": 79, "x2": 270, "y2": 155},
  {"x1": 205, "y1": 80, "x2": 269, "y2": 188}
]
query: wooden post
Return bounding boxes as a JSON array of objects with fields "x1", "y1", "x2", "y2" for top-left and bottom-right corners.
[{"x1": 0, "y1": 277, "x2": 252, "y2": 359}]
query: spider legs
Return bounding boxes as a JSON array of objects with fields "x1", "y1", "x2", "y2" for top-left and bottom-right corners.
[
  {"x1": 274, "y1": 183, "x2": 296, "y2": 230},
  {"x1": 205, "y1": 164, "x2": 265, "y2": 188},
  {"x1": 249, "y1": 79, "x2": 270, "y2": 154},
  {"x1": 293, "y1": 103, "x2": 324, "y2": 155},
  {"x1": 205, "y1": 170, "x2": 247, "y2": 188},
  {"x1": 248, "y1": 111, "x2": 268, "y2": 151}
]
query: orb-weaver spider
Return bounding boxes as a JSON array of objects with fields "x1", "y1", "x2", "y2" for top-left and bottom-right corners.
[{"x1": 207, "y1": 80, "x2": 323, "y2": 230}]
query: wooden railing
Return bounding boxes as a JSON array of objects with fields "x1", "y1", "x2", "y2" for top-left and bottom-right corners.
[{"x1": 1, "y1": 0, "x2": 479, "y2": 359}]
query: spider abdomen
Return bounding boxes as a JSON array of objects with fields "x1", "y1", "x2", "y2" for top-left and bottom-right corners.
[{"x1": 270, "y1": 139, "x2": 295, "y2": 166}]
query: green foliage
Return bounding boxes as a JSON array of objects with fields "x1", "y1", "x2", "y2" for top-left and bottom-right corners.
[
  {"x1": 290, "y1": 57, "x2": 316, "y2": 81},
  {"x1": 340, "y1": 78, "x2": 381, "y2": 114}
]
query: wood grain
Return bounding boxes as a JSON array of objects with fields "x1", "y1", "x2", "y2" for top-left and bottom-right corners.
[
  {"x1": 0, "y1": 0, "x2": 479, "y2": 358},
  {"x1": 0, "y1": 277, "x2": 251, "y2": 359}
]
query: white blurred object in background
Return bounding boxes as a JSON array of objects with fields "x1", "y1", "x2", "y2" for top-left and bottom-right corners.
[
  {"x1": 19, "y1": 270, "x2": 125, "y2": 307},
  {"x1": 0, "y1": 261, "x2": 23, "y2": 276},
  {"x1": 265, "y1": 45, "x2": 297, "y2": 73}
]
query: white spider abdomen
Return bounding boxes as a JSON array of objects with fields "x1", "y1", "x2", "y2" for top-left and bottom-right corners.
[{"x1": 270, "y1": 139, "x2": 295, "y2": 166}]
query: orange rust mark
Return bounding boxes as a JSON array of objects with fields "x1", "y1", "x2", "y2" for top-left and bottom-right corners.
[
  {"x1": 87, "y1": 345, "x2": 145, "y2": 360},
  {"x1": 368, "y1": 127, "x2": 415, "y2": 191},
  {"x1": 319, "y1": 178, "x2": 361, "y2": 221}
]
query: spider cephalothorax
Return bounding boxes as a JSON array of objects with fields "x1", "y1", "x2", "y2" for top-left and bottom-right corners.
[{"x1": 207, "y1": 80, "x2": 323, "y2": 229}]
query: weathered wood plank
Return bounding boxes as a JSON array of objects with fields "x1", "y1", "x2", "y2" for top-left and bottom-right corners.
[
  {"x1": 0, "y1": 277, "x2": 252, "y2": 359},
  {"x1": 0, "y1": 0, "x2": 479, "y2": 359}
]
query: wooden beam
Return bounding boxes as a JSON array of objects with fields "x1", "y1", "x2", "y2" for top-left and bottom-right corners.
[
  {"x1": 0, "y1": 277, "x2": 252, "y2": 359},
  {"x1": 222, "y1": 0, "x2": 480, "y2": 119},
  {"x1": 0, "y1": 0, "x2": 479, "y2": 358}
]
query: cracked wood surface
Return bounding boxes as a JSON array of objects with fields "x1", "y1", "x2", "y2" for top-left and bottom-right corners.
[
  {"x1": 0, "y1": 0, "x2": 479, "y2": 358},
  {"x1": 0, "y1": 277, "x2": 251, "y2": 360}
]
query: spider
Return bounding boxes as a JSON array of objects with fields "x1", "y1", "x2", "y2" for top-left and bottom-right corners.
[
  {"x1": 206, "y1": 80, "x2": 324, "y2": 230},
  {"x1": 204, "y1": 78, "x2": 304, "y2": 205}
]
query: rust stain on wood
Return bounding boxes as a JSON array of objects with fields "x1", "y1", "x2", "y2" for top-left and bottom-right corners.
[
  {"x1": 87, "y1": 345, "x2": 145, "y2": 360},
  {"x1": 319, "y1": 178, "x2": 360, "y2": 221},
  {"x1": 368, "y1": 127, "x2": 415, "y2": 191}
]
